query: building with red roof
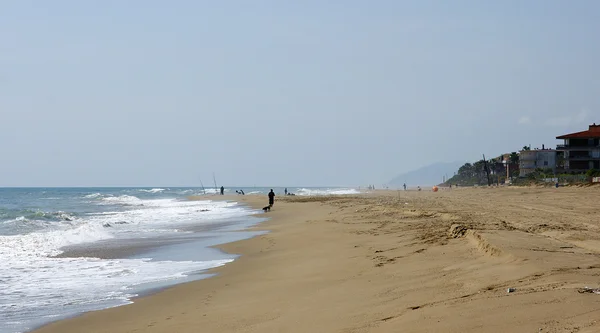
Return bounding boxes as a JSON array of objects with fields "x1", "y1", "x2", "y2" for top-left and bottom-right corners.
[{"x1": 556, "y1": 124, "x2": 600, "y2": 171}]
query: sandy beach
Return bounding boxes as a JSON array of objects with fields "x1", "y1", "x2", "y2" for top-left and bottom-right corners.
[{"x1": 33, "y1": 187, "x2": 600, "y2": 333}]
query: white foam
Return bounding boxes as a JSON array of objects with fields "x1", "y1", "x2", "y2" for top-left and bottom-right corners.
[
  {"x1": 89, "y1": 199, "x2": 250, "y2": 231},
  {"x1": 139, "y1": 188, "x2": 167, "y2": 193},
  {"x1": 295, "y1": 188, "x2": 361, "y2": 196},
  {"x1": 0, "y1": 222, "x2": 113, "y2": 258},
  {"x1": 0, "y1": 197, "x2": 254, "y2": 333},
  {"x1": 2, "y1": 199, "x2": 250, "y2": 259},
  {"x1": 100, "y1": 195, "x2": 144, "y2": 206},
  {"x1": 2, "y1": 215, "x2": 68, "y2": 234},
  {"x1": 198, "y1": 188, "x2": 220, "y2": 194},
  {"x1": 0, "y1": 256, "x2": 232, "y2": 332}
]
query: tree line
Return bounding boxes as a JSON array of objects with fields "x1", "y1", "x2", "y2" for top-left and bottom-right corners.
[{"x1": 445, "y1": 153, "x2": 519, "y2": 186}]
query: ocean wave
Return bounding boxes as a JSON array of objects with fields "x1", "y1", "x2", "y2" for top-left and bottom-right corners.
[
  {"x1": 88, "y1": 199, "x2": 250, "y2": 230},
  {"x1": 1, "y1": 210, "x2": 77, "y2": 226},
  {"x1": 84, "y1": 193, "x2": 103, "y2": 199},
  {"x1": 1, "y1": 199, "x2": 251, "y2": 260},
  {"x1": 100, "y1": 195, "x2": 144, "y2": 206},
  {"x1": 177, "y1": 189, "x2": 195, "y2": 195},
  {"x1": 197, "y1": 188, "x2": 220, "y2": 194},
  {"x1": 1, "y1": 217, "x2": 55, "y2": 235},
  {"x1": 0, "y1": 222, "x2": 113, "y2": 258},
  {"x1": 53, "y1": 211, "x2": 77, "y2": 221},
  {"x1": 138, "y1": 188, "x2": 167, "y2": 193}
]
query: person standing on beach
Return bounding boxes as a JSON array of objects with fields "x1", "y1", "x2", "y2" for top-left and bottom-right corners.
[
  {"x1": 403, "y1": 183, "x2": 407, "y2": 191},
  {"x1": 220, "y1": 186, "x2": 224, "y2": 195},
  {"x1": 284, "y1": 188, "x2": 288, "y2": 195},
  {"x1": 268, "y1": 189, "x2": 275, "y2": 207}
]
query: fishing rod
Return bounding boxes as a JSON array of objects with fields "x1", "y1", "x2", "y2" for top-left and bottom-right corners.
[{"x1": 199, "y1": 179, "x2": 206, "y2": 195}]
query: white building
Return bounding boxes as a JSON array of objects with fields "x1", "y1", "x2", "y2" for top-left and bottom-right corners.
[{"x1": 519, "y1": 149, "x2": 557, "y2": 177}]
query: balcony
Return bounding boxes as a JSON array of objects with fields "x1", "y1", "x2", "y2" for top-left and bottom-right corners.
[
  {"x1": 568, "y1": 155, "x2": 600, "y2": 160},
  {"x1": 557, "y1": 144, "x2": 600, "y2": 150}
]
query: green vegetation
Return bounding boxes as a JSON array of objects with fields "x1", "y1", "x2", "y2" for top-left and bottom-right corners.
[
  {"x1": 446, "y1": 156, "x2": 508, "y2": 186},
  {"x1": 586, "y1": 169, "x2": 600, "y2": 177},
  {"x1": 523, "y1": 168, "x2": 555, "y2": 180},
  {"x1": 446, "y1": 152, "x2": 598, "y2": 187}
]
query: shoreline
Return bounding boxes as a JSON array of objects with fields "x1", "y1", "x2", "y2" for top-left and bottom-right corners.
[
  {"x1": 28, "y1": 195, "x2": 268, "y2": 333},
  {"x1": 33, "y1": 189, "x2": 600, "y2": 333},
  {"x1": 30, "y1": 194, "x2": 313, "y2": 333}
]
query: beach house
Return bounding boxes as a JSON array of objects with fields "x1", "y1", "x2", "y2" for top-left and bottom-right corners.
[
  {"x1": 519, "y1": 147, "x2": 557, "y2": 177},
  {"x1": 556, "y1": 123, "x2": 600, "y2": 171}
]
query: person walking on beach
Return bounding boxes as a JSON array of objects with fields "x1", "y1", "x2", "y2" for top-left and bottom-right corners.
[
  {"x1": 284, "y1": 188, "x2": 288, "y2": 195},
  {"x1": 403, "y1": 183, "x2": 407, "y2": 191},
  {"x1": 268, "y1": 189, "x2": 275, "y2": 207},
  {"x1": 220, "y1": 186, "x2": 224, "y2": 195}
]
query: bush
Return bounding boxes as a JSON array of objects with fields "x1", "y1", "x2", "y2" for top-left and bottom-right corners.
[
  {"x1": 542, "y1": 168, "x2": 554, "y2": 175},
  {"x1": 586, "y1": 169, "x2": 600, "y2": 177}
]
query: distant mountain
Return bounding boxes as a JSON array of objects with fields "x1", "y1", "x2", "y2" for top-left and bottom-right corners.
[{"x1": 388, "y1": 161, "x2": 465, "y2": 187}]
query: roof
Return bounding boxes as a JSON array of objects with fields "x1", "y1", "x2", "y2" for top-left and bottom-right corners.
[
  {"x1": 519, "y1": 149, "x2": 556, "y2": 155},
  {"x1": 556, "y1": 124, "x2": 600, "y2": 139}
]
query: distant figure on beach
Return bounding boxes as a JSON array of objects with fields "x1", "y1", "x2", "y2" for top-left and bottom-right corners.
[
  {"x1": 284, "y1": 188, "x2": 288, "y2": 195},
  {"x1": 268, "y1": 189, "x2": 275, "y2": 207},
  {"x1": 240, "y1": 189, "x2": 245, "y2": 195},
  {"x1": 417, "y1": 186, "x2": 421, "y2": 191},
  {"x1": 403, "y1": 183, "x2": 407, "y2": 191},
  {"x1": 220, "y1": 186, "x2": 224, "y2": 195}
]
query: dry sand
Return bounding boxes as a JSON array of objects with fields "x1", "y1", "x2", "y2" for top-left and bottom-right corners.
[{"x1": 34, "y1": 187, "x2": 600, "y2": 333}]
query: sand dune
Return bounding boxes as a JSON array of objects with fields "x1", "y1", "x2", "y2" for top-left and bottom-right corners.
[{"x1": 34, "y1": 187, "x2": 600, "y2": 333}]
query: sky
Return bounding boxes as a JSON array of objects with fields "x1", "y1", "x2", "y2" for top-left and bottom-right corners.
[{"x1": 1, "y1": 1, "x2": 599, "y2": 187}]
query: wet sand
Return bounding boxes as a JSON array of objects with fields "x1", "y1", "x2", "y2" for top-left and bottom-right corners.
[{"x1": 33, "y1": 188, "x2": 600, "y2": 333}]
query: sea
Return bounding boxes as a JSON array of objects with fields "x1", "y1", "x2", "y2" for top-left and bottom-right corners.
[{"x1": 0, "y1": 187, "x2": 360, "y2": 333}]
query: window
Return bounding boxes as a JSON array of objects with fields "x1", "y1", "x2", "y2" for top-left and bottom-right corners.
[{"x1": 544, "y1": 161, "x2": 548, "y2": 166}]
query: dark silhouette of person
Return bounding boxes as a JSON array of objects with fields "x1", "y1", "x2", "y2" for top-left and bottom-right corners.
[
  {"x1": 220, "y1": 186, "x2": 224, "y2": 195},
  {"x1": 284, "y1": 188, "x2": 288, "y2": 195},
  {"x1": 403, "y1": 183, "x2": 407, "y2": 191},
  {"x1": 240, "y1": 189, "x2": 245, "y2": 195},
  {"x1": 268, "y1": 189, "x2": 275, "y2": 207}
]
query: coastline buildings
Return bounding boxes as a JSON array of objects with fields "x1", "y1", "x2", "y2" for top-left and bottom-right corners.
[
  {"x1": 518, "y1": 146, "x2": 557, "y2": 177},
  {"x1": 556, "y1": 123, "x2": 600, "y2": 172}
]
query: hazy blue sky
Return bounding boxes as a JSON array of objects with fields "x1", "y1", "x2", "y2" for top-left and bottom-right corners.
[{"x1": 1, "y1": 1, "x2": 599, "y2": 187}]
